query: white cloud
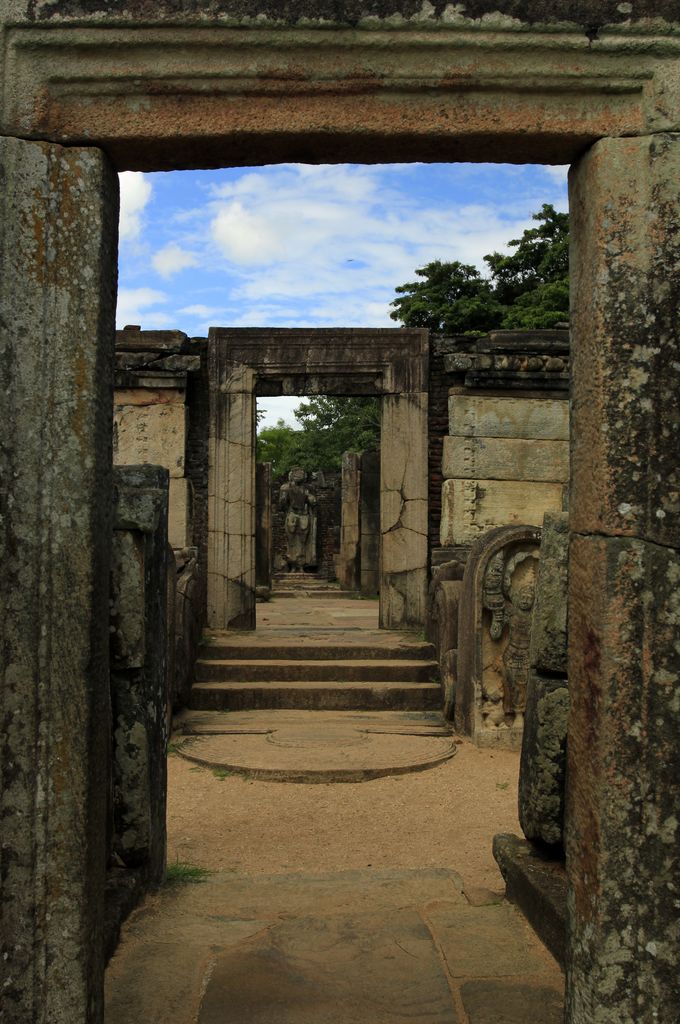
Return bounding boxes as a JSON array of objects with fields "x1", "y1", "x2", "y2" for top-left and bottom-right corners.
[
  {"x1": 205, "y1": 164, "x2": 541, "y2": 316},
  {"x1": 543, "y1": 165, "x2": 569, "y2": 185},
  {"x1": 116, "y1": 287, "x2": 169, "y2": 329},
  {"x1": 152, "y1": 242, "x2": 199, "y2": 278},
  {"x1": 178, "y1": 304, "x2": 221, "y2": 317},
  {"x1": 119, "y1": 172, "x2": 152, "y2": 241}
]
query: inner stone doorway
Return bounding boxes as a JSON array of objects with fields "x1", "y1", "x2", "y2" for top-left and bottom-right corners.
[{"x1": 207, "y1": 328, "x2": 429, "y2": 631}]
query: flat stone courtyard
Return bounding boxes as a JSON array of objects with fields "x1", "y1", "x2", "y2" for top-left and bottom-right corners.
[{"x1": 105, "y1": 597, "x2": 564, "y2": 1022}]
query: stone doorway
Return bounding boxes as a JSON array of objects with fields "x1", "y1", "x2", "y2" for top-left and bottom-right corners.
[
  {"x1": 2, "y1": 7, "x2": 679, "y2": 1024},
  {"x1": 207, "y1": 328, "x2": 429, "y2": 631}
]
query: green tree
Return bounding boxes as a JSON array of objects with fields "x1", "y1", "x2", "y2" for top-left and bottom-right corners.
[
  {"x1": 256, "y1": 398, "x2": 380, "y2": 475},
  {"x1": 389, "y1": 260, "x2": 504, "y2": 334},
  {"x1": 485, "y1": 203, "x2": 569, "y2": 327},
  {"x1": 389, "y1": 204, "x2": 569, "y2": 333},
  {"x1": 256, "y1": 420, "x2": 305, "y2": 476}
]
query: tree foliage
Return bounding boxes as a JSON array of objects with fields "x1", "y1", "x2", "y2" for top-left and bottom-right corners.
[
  {"x1": 389, "y1": 260, "x2": 504, "y2": 335},
  {"x1": 256, "y1": 397, "x2": 379, "y2": 475},
  {"x1": 390, "y1": 204, "x2": 569, "y2": 333}
]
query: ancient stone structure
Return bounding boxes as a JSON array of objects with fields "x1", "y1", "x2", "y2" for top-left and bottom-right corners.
[
  {"x1": 114, "y1": 327, "x2": 201, "y2": 550},
  {"x1": 519, "y1": 512, "x2": 569, "y2": 849},
  {"x1": 438, "y1": 331, "x2": 569, "y2": 555},
  {"x1": 455, "y1": 526, "x2": 542, "y2": 748},
  {"x1": 208, "y1": 328, "x2": 428, "y2": 631},
  {"x1": 255, "y1": 461, "x2": 274, "y2": 595},
  {"x1": 2, "y1": 5, "x2": 679, "y2": 1023},
  {"x1": 337, "y1": 452, "x2": 361, "y2": 591},
  {"x1": 109, "y1": 467, "x2": 169, "y2": 929},
  {"x1": 336, "y1": 450, "x2": 380, "y2": 595},
  {"x1": 360, "y1": 451, "x2": 381, "y2": 596},
  {"x1": 425, "y1": 560, "x2": 465, "y2": 719}
]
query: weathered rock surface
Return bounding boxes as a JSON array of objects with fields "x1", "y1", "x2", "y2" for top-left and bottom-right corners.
[
  {"x1": 0, "y1": 135, "x2": 117, "y2": 1024},
  {"x1": 518, "y1": 675, "x2": 569, "y2": 847},
  {"x1": 529, "y1": 512, "x2": 568, "y2": 676}
]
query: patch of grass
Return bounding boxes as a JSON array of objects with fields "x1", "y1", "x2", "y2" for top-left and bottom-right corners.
[
  {"x1": 496, "y1": 781, "x2": 510, "y2": 791},
  {"x1": 167, "y1": 740, "x2": 187, "y2": 756},
  {"x1": 164, "y1": 861, "x2": 210, "y2": 886},
  {"x1": 212, "y1": 767, "x2": 236, "y2": 781}
]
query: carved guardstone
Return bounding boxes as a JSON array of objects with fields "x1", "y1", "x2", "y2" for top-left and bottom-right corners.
[{"x1": 456, "y1": 525, "x2": 542, "y2": 748}]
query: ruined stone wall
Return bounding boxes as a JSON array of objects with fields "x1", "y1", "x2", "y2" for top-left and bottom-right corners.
[
  {"x1": 431, "y1": 331, "x2": 569, "y2": 565},
  {"x1": 184, "y1": 338, "x2": 210, "y2": 621}
]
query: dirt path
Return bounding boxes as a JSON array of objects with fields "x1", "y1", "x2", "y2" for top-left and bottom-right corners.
[{"x1": 167, "y1": 739, "x2": 521, "y2": 892}]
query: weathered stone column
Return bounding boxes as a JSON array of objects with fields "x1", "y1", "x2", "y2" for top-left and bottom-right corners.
[
  {"x1": 567, "y1": 134, "x2": 680, "y2": 1024},
  {"x1": 0, "y1": 137, "x2": 118, "y2": 1024},
  {"x1": 207, "y1": 342, "x2": 256, "y2": 629},
  {"x1": 255, "y1": 461, "x2": 273, "y2": 593},
  {"x1": 360, "y1": 450, "x2": 380, "y2": 596},
  {"x1": 380, "y1": 392, "x2": 428, "y2": 629},
  {"x1": 111, "y1": 466, "x2": 170, "y2": 890},
  {"x1": 338, "y1": 451, "x2": 361, "y2": 591}
]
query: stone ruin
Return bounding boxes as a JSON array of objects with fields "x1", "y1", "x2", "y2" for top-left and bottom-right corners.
[{"x1": 1, "y1": 4, "x2": 679, "y2": 1022}]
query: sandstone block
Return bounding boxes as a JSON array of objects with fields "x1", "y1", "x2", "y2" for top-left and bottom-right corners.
[
  {"x1": 448, "y1": 393, "x2": 569, "y2": 441},
  {"x1": 442, "y1": 436, "x2": 568, "y2": 483},
  {"x1": 168, "y1": 477, "x2": 193, "y2": 549},
  {"x1": 530, "y1": 512, "x2": 569, "y2": 676},
  {"x1": 114, "y1": 400, "x2": 187, "y2": 477},
  {"x1": 440, "y1": 479, "x2": 564, "y2": 547}
]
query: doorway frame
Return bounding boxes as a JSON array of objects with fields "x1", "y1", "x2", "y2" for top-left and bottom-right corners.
[{"x1": 207, "y1": 327, "x2": 429, "y2": 630}]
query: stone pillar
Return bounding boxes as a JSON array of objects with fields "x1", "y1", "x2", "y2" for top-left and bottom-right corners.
[
  {"x1": 360, "y1": 450, "x2": 380, "y2": 596},
  {"x1": 255, "y1": 461, "x2": 273, "y2": 593},
  {"x1": 566, "y1": 134, "x2": 680, "y2": 1024},
  {"x1": 338, "y1": 451, "x2": 361, "y2": 590},
  {"x1": 0, "y1": 137, "x2": 118, "y2": 1024},
  {"x1": 207, "y1": 343, "x2": 256, "y2": 629},
  {"x1": 380, "y1": 392, "x2": 429, "y2": 629},
  {"x1": 110, "y1": 466, "x2": 169, "y2": 890}
]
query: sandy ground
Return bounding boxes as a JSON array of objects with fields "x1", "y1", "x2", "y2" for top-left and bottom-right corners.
[{"x1": 167, "y1": 739, "x2": 521, "y2": 892}]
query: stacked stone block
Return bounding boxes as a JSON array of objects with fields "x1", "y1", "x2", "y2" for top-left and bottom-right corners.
[{"x1": 441, "y1": 391, "x2": 569, "y2": 547}]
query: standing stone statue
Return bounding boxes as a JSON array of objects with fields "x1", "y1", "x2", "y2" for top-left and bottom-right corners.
[{"x1": 279, "y1": 467, "x2": 318, "y2": 571}]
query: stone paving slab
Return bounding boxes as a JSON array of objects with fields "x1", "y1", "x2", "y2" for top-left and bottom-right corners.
[
  {"x1": 424, "y1": 902, "x2": 552, "y2": 979},
  {"x1": 105, "y1": 868, "x2": 563, "y2": 1024},
  {"x1": 199, "y1": 909, "x2": 459, "y2": 1024},
  {"x1": 460, "y1": 980, "x2": 564, "y2": 1023}
]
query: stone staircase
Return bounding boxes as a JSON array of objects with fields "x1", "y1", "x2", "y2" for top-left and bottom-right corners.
[
  {"x1": 189, "y1": 633, "x2": 441, "y2": 712},
  {"x1": 271, "y1": 573, "x2": 347, "y2": 599}
]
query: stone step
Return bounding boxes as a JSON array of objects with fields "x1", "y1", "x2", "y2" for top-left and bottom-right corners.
[
  {"x1": 189, "y1": 680, "x2": 442, "y2": 712},
  {"x1": 194, "y1": 658, "x2": 438, "y2": 684},
  {"x1": 270, "y1": 589, "x2": 349, "y2": 599},
  {"x1": 199, "y1": 640, "x2": 437, "y2": 662}
]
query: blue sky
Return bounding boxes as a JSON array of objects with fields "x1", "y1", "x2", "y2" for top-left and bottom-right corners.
[{"x1": 117, "y1": 162, "x2": 568, "y2": 425}]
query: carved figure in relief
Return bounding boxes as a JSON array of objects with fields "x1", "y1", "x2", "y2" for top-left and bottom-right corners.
[
  {"x1": 501, "y1": 584, "x2": 534, "y2": 716},
  {"x1": 481, "y1": 548, "x2": 537, "y2": 720},
  {"x1": 279, "y1": 467, "x2": 318, "y2": 571}
]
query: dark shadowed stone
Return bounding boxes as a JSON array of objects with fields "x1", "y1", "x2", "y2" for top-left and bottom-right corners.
[
  {"x1": 111, "y1": 465, "x2": 169, "y2": 887},
  {"x1": 519, "y1": 675, "x2": 569, "y2": 848},
  {"x1": 529, "y1": 512, "x2": 568, "y2": 676},
  {"x1": 493, "y1": 834, "x2": 568, "y2": 969}
]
